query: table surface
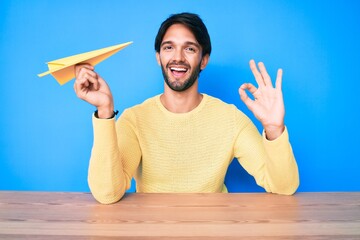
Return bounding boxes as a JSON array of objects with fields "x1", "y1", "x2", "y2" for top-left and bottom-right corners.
[{"x1": 0, "y1": 191, "x2": 359, "y2": 239}]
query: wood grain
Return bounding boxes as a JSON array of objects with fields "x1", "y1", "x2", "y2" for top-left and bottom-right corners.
[{"x1": 0, "y1": 192, "x2": 359, "y2": 239}]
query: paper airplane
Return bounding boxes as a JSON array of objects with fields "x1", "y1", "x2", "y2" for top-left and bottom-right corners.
[{"x1": 38, "y1": 41, "x2": 133, "y2": 85}]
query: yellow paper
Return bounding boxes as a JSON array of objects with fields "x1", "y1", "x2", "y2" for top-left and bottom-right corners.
[{"x1": 38, "y1": 41, "x2": 133, "y2": 85}]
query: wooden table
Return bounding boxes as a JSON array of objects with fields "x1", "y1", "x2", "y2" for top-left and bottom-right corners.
[{"x1": 0, "y1": 192, "x2": 359, "y2": 239}]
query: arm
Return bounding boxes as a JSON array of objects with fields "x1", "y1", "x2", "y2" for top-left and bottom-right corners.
[
  {"x1": 233, "y1": 115, "x2": 299, "y2": 195},
  {"x1": 88, "y1": 117, "x2": 127, "y2": 204},
  {"x1": 237, "y1": 60, "x2": 299, "y2": 194},
  {"x1": 74, "y1": 65, "x2": 140, "y2": 204},
  {"x1": 88, "y1": 112, "x2": 141, "y2": 204}
]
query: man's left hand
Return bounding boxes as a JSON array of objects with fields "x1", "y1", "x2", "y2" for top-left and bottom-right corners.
[{"x1": 239, "y1": 59, "x2": 285, "y2": 140}]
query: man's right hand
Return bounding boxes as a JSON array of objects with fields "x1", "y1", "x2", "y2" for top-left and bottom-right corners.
[{"x1": 74, "y1": 64, "x2": 115, "y2": 118}]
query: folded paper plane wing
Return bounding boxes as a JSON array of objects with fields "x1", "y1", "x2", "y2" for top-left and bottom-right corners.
[{"x1": 38, "y1": 41, "x2": 133, "y2": 85}]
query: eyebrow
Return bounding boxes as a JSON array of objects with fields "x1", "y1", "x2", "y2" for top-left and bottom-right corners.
[{"x1": 161, "y1": 40, "x2": 201, "y2": 49}]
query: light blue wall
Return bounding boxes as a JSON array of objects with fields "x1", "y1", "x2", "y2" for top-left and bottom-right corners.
[{"x1": 1, "y1": 0, "x2": 359, "y2": 192}]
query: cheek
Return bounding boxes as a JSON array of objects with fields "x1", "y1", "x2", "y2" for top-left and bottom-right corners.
[
  {"x1": 190, "y1": 56, "x2": 203, "y2": 68},
  {"x1": 160, "y1": 51, "x2": 173, "y2": 59},
  {"x1": 159, "y1": 56, "x2": 171, "y2": 68}
]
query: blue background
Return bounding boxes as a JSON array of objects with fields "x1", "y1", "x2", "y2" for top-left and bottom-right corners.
[{"x1": 1, "y1": 0, "x2": 359, "y2": 193}]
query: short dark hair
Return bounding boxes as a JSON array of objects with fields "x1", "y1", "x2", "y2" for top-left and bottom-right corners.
[{"x1": 154, "y1": 12, "x2": 212, "y2": 57}]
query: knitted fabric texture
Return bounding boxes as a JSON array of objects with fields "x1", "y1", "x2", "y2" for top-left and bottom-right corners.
[{"x1": 89, "y1": 94, "x2": 299, "y2": 204}]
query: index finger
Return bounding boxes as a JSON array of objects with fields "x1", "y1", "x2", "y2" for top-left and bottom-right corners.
[{"x1": 75, "y1": 64, "x2": 94, "y2": 77}]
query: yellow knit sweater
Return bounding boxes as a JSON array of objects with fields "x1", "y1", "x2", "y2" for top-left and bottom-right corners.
[{"x1": 89, "y1": 94, "x2": 299, "y2": 204}]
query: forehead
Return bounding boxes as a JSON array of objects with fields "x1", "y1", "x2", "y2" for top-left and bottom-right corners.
[{"x1": 162, "y1": 24, "x2": 198, "y2": 44}]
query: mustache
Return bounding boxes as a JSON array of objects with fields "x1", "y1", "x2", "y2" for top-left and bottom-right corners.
[{"x1": 166, "y1": 61, "x2": 190, "y2": 69}]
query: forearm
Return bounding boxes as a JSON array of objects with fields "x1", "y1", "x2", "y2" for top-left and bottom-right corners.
[
  {"x1": 88, "y1": 149, "x2": 127, "y2": 204},
  {"x1": 88, "y1": 116, "x2": 128, "y2": 204},
  {"x1": 262, "y1": 127, "x2": 299, "y2": 195}
]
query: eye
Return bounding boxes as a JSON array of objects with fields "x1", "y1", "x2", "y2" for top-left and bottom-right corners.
[
  {"x1": 162, "y1": 45, "x2": 173, "y2": 51},
  {"x1": 185, "y1": 47, "x2": 196, "y2": 53},
  {"x1": 186, "y1": 47, "x2": 196, "y2": 52}
]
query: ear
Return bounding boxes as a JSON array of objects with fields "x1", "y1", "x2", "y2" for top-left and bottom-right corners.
[
  {"x1": 156, "y1": 52, "x2": 161, "y2": 66},
  {"x1": 200, "y1": 54, "x2": 210, "y2": 70}
]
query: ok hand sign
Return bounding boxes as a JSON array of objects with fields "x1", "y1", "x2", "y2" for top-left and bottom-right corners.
[{"x1": 239, "y1": 60, "x2": 285, "y2": 140}]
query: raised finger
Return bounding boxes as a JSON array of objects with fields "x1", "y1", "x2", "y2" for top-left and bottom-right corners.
[
  {"x1": 249, "y1": 59, "x2": 265, "y2": 87},
  {"x1": 258, "y1": 62, "x2": 272, "y2": 87},
  {"x1": 275, "y1": 68, "x2": 283, "y2": 90}
]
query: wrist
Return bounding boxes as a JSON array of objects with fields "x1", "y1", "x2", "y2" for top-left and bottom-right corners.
[
  {"x1": 264, "y1": 125, "x2": 285, "y2": 141},
  {"x1": 94, "y1": 110, "x2": 119, "y2": 119},
  {"x1": 96, "y1": 106, "x2": 115, "y2": 119}
]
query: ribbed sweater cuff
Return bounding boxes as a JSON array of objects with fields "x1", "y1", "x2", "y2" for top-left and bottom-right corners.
[{"x1": 262, "y1": 127, "x2": 290, "y2": 154}]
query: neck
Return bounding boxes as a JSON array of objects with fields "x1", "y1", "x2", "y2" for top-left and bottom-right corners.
[{"x1": 160, "y1": 83, "x2": 203, "y2": 113}]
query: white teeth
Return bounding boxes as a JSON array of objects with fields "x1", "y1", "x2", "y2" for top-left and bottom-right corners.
[{"x1": 170, "y1": 67, "x2": 187, "y2": 72}]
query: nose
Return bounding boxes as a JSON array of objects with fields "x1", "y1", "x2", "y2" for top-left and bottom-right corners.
[{"x1": 172, "y1": 48, "x2": 185, "y2": 62}]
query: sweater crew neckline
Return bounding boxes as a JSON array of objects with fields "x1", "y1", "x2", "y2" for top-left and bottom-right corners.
[{"x1": 155, "y1": 93, "x2": 209, "y2": 118}]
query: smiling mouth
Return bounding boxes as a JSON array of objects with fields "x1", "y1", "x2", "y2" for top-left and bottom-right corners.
[{"x1": 169, "y1": 66, "x2": 188, "y2": 78}]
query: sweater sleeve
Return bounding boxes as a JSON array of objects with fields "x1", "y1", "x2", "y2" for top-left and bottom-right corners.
[
  {"x1": 88, "y1": 110, "x2": 141, "y2": 204},
  {"x1": 233, "y1": 111, "x2": 299, "y2": 195}
]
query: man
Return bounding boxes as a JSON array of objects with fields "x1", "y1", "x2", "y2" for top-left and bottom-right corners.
[{"x1": 74, "y1": 13, "x2": 299, "y2": 204}]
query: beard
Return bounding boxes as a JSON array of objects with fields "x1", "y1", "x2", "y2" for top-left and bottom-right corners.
[{"x1": 160, "y1": 60, "x2": 202, "y2": 92}]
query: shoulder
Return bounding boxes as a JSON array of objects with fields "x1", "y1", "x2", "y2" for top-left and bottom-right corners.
[
  {"x1": 203, "y1": 94, "x2": 252, "y2": 124},
  {"x1": 118, "y1": 95, "x2": 159, "y2": 121},
  {"x1": 204, "y1": 94, "x2": 235, "y2": 108},
  {"x1": 203, "y1": 94, "x2": 241, "y2": 115}
]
